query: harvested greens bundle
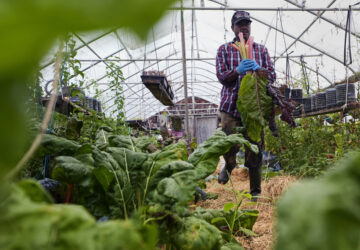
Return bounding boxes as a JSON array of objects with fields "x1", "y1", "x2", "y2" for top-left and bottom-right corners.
[{"x1": 234, "y1": 33, "x2": 296, "y2": 143}]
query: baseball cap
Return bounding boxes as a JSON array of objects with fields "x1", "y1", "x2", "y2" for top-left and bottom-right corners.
[{"x1": 231, "y1": 11, "x2": 252, "y2": 24}]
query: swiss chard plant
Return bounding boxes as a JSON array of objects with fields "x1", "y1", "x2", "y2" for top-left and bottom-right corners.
[
  {"x1": 236, "y1": 73, "x2": 296, "y2": 143},
  {"x1": 25, "y1": 129, "x2": 259, "y2": 249}
]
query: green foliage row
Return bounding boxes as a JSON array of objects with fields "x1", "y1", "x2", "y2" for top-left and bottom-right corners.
[
  {"x1": 275, "y1": 150, "x2": 360, "y2": 250},
  {"x1": 2, "y1": 130, "x2": 260, "y2": 250},
  {"x1": 265, "y1": 114, "x2": 360, "y2": 177}
]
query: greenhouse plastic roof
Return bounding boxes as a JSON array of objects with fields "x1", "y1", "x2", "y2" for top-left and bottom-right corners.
[{"x1": 40, "y1": 0, "x2": 360, "y2": 120}]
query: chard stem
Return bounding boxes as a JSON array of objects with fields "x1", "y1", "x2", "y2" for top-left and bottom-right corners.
[
  {"x1": 110, "y1": 167, "x2": 128, "y2": 219},
  {"x1": 143, "y1": 161, "x2": 156, "y2": 203}
]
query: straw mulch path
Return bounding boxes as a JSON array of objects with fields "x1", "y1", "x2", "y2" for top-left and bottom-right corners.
[{"x1": 197, "y1": 158, "x2": 297, "y2": 250}]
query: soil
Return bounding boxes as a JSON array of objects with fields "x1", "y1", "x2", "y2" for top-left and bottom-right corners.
[{"x1": 197, "y1": 158, "x2": 297, "y2": 250}]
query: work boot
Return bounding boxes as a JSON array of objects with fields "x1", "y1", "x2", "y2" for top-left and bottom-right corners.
[
  {"x1": 250, "y1": 193, "x2": 260, "y2": 202},
  {"x1": 218, "y1": 164, "x2": 236, "y2": 184},
  {"x1": 249, "y1": 166, "x2": 262, "y2": 198}
]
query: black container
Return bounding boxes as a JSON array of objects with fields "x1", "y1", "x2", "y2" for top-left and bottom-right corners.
[
  {"x1": 316, "y1": 92, "x2": 326, "y2": 110},
  {"x1": 311, "y1": 94, "x2": 317, "y2": 111},
  {"x1": 284, "y1": 88, "x2": 291, "y2": 99},
  {"x1": 325, "y1": 88, "x2": 337, "y2": 108},
  {"x1": 93, "y1": 99, "x2": 98, "y2": 111},
  {"x1": 303, "y1": 97, "x2": 312, "y2": 113},
  {"x1": 97, "y1": 101, "x2": 102, "y2": 113},
  {"x1": 336, "y1": 83, "x2": 356, "y2": 106},
  {"x1": 87, "y1": 97, "x2": 95, "y2": 111},
  {"x1": 290, "y1": 89, "x2": 303, "y2": 99}
]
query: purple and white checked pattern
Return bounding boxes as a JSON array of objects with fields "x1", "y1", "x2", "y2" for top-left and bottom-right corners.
[{"x1": 216, "y1": 38, "x2": 276, "y2": 118}]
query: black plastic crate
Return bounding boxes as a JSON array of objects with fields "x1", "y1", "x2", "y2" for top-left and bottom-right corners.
[
  {"x1": 311, "y1": 94, "x2": 317, "y2": 111},
  {"x1": 325, "y1": 88, "x2": 337, "y2": 108},
  {"x1": 97, "y1": 101, "x2": 102, "y2": 113},
  {"x1": 303, "y1": 97, "x2": 312, "y2": 113},
  {"x1": 316, "y1": 92, "x2": 326, "y2": 110},
  {"x1": 290, "y1": 89, "x2": 303, "y2": 99},
  {"x1": 336, "y1": 83, "x2": 356, "y2": 105},
  {"x1": 93, "y1": 98, "x2": 99, "y2": 111}
]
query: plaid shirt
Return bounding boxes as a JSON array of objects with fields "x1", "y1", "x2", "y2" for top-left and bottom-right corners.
[{"x1": 216, "y1": 38, "x2": 276, "y2": 118}]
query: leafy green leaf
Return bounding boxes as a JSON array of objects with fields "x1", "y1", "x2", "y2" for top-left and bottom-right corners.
[
  {"x1": 211, "y1": 217, "x2": 227, "y2": 224},
  {"x1": 220, "y1": 242, "x2": 245, "y2": 250},
  {"x1": 239, "y1": 227, "x2": 257, "y2": 237},
  {"x1": 0, "y1": 0, "x2": 177, "y2": 178},
  {"x1": 224, "y1": 202, "x2": 235, "y2": 212},
  {"x1": 172, "y1": 217, "x2": 223, "y2": 250},
  {"x1": 0, "y1": 183, "x2": 158, "y2": 250},
  {"x1": 188, "y1": 130, "x2": 258, "y2": 179},
  {"x1": 35, "y1": 134, "x2": 81, "y2": 157},
  {"x1": 52, "y1": 156, "x2": 93, "y2": 184},
  {"x1": 192, "y1": 207, "x2": 259, "y2": 232},
  {"x1": 17, "y1": 179, "x2": 54, "y2": 204},
  {"x1": 93, "y1": 165, "x2": 114, "y2": 192},
  {"x1": 236, "y1": 74, "x2": 273, "y2": 142}
]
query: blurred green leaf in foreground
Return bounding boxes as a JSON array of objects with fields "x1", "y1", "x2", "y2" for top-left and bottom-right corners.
[
  {"x1": 0, "y1": 0, "x2": 177, "y2": 178},
  {"x1": 275, "y1": 151, "x2": 360, "y2": 250}
]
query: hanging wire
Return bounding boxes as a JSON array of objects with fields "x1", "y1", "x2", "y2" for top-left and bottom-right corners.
[
  {"x1": 343, "y1": 2, "x2": 360, "y2": 66},
  {"x1": 277, "y1": 9, "x2": 294, "y2": 87},
  {"x1": 273, "y1": 9, "x2": 279, "y2": 65},
  {"x1": 278, "y1": 10, "x2": 289, "y2": 55},
  {"x1": 342, "y1": 66, "x2": 349, "y2": 110},
  {"x1": 141, "y1": 40, "x2": 148, "y2": 119},
  {"x1": 316, "y1": 62, "x2": 320, "y2": 91},
  {"x1": 263, "y1": 13, "x2": 276, "y2": 46},
  {"x1": 152, "y1": 28, "x2": 160, "y2": 72},
  {"x1": 300, "y1": 55, "x2": 310, "y2": 95},
  {"x1": 350, "y1": 2, "x2": 360, "y2": 83},
  {"x1": 344, "y1": 5, "x2": 353, "y2": 66},
  {"x1": 285, "y1": 51, "x2": 294, "y2": 87},
  {"x1": 223, "y1": 0, "x2": 228, "y2": 43}
]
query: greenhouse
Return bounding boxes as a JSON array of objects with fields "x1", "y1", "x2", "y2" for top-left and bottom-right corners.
[{"x1": 1, "y1": 0, "x2": 360, "y2": 249}]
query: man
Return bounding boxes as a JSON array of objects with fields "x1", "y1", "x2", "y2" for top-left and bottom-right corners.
[{"x1": 216, "y1": 11, "x2": 276, "y2": 198}]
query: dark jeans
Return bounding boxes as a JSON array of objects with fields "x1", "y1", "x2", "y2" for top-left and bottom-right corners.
[{"x1": 221, "y1": 112, "x2": 264, "y2": 195}]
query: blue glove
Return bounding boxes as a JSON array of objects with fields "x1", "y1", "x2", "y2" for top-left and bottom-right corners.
[
  {"x1": 235, "y1": 59, "x2": 253, "y2": 74},
  {"x1": 252, "y1": 61, "x2": 261, "y2": 71}
]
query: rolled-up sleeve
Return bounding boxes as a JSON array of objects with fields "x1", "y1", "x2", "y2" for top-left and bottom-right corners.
[
  {"x1": 262, "y1": 47, "x2": 276, "y2": 84},
  {"x1": 216, "y1": 45, "x2": 234, "y2": 85}
]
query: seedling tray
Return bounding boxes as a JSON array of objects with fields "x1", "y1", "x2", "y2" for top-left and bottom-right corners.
[{"x1": 141, "y1": 75, "x2": 174, "y2": 106}]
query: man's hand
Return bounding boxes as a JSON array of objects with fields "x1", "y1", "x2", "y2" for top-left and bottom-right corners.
[
  {"x1": 236, "y1": 59, "x2": 254, "y2": 74},
  {"x1": 252, "y1": 61, "x2": 260, "y2": 71},
  {"x1": 236, "y1": 59, "x2": 261, "y2": 74}
]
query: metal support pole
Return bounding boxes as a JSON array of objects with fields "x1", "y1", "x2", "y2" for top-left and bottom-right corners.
[
  {"x1": 171, "y1": 6, "x2": 360, "y2": 11},
  {"x1": 181, "y1": 1, "x2": 191, "y2": 139},
  {"x1": 74, "y1": 54, "x2": 322, "y2": 62}
]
